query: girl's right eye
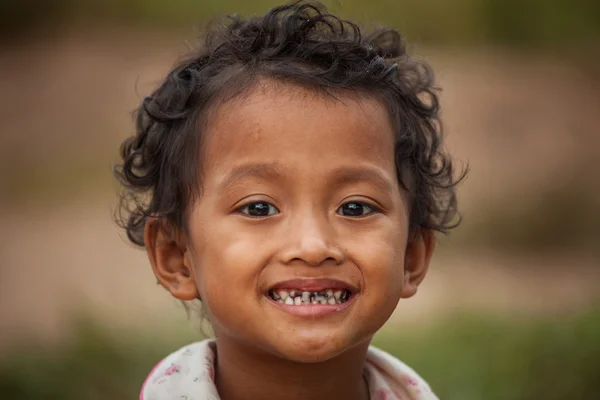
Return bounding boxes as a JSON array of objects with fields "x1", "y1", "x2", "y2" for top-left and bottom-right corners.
[{"x1": 237, "y1": 201, "x2": 280, "y2": 218}]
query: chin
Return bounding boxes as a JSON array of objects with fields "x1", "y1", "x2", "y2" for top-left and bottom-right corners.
[{"x1": 271, "y1": 332, "x2": 355, "y2": 363}]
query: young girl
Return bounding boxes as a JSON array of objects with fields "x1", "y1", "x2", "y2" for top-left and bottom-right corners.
[{"x1": 115, "y1": 1, "x2": 462, "y2": 399}]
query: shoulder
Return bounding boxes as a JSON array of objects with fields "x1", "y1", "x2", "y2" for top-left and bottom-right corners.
[
  {"x1": 139, "y1": 339, "x2": 219, "y2": 400},
  {"x1": 365, "y1": 345, "x2": 438, "y2": 400}
]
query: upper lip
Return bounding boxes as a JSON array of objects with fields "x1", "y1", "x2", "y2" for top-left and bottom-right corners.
[{"x1": 268, "y1": 278, "x2": 358, "y2": 293}]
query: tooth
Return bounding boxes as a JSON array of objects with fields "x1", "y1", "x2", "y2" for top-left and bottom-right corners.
[
  {"x1": 279, "y1": 290, "x2": 289, "y2": 300},
  {"x1": 285, "y1": 296, "x2": 294, "y2": 305},
  {"x1": 318, "y1": 297, "x2": 327, "y2": 305},
  {"x1": 272, "y1": 291, "x2": 280, "y2": 300},
  {"x1": 290, "y1": 290, "x2": 297, "y2": 297},
  {"x1": 311, "y1": 298, "x2": 318, "y2": 304},
  {"x1": 326, "y1": 289, "x2": 333, "y2": 298},
  {"x1": 277, "y1": 299, "x2": 283, "y2": 303},
  {"x1": 302, "y1": 292, "x2": 310, "y2": 302},
  {"x1": 333, "y1": 290, "x2": 342, "y2": 300},
  {"x1": 294, "y1": 297, "x2": 302, "y2": 305},
  {"x1": 328, "y1": 297, "x2": 336, "y2": 305}
]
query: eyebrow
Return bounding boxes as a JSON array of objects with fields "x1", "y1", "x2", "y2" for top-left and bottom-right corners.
[
  {"x1": 216, "y1": 162, "x2": 395, "y2": 194},
  {"x1": 217, "y1": 162, "x2": 283, "y2": 192},
  {"x1": 329, "y1": 166, "x2": 395, "y2": 193}
]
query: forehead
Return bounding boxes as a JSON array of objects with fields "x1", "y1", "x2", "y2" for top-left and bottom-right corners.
[{"x1": 201, "y1": 81, "x2": 396, "y2": 183}]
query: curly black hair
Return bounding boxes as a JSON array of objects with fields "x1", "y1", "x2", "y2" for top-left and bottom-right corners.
[{"x1": 115, "y1": 0, "x2": 465, "y2": 247}]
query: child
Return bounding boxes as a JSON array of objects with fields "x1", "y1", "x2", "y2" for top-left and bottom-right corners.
[{"x1": 115, "y1": 1, "x2": 462, "y2": 399}]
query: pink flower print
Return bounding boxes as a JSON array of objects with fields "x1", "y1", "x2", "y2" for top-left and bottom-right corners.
[
  {"x1": 152, "y1": 363, "x2": 181, "y2": 384},
  {"x1": 164, "y1": 364, "x2": 181, "y2": 376},
  {"x1": 405, "y1": 377, "x2": 419, "y2": 387}
]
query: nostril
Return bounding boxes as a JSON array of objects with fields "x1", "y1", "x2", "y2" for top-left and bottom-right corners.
[
  {"x1": 281, "y1": 242, "x2": 345, "y2": 266},
  {"x1": 289, "y1": 256, "x2": 338, "y2": 266},
  {"x1": 289, "y1": 257, "x2": 339, "y2": 266}
]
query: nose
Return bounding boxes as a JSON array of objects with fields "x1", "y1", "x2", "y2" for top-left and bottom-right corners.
[{"x1": 278, "y1": 214, "x2": 344, "y2": 266}]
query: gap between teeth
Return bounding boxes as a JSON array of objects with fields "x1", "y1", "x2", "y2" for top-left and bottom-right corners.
[{"x1": 269, "y1": 289, "x2": 350, "y2": 305}]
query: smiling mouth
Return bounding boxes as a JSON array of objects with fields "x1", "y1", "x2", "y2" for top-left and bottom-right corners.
[{"x1": 268, "y1": 289, "x2": 352, "y2": 305}]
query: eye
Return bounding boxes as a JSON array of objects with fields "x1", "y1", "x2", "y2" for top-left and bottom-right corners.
[
  {"x1": 238, "y1": 201, "x2": 279, "y2": 218},
  {"x1": 337, "y1": 201, "x2": 377, "y2": 217}
]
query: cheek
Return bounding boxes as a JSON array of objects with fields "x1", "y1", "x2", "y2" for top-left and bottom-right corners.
[
  {"x1": 188, "y1": 222, "x2": 268, "y2": 333},
  {"x1": 195, "y1": 241, "x2": 258, "y2": 296},
  {"x1": 348, "y1": 222, "x2": 407, "y2": 307},
  {"x1": 364, "y1": 242, "x2": 405, "y2": 299}
]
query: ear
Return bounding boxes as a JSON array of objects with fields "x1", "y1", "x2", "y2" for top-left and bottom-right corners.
[
  {"x1": 400, "y1": 229, "x2": 436, "y2": 299},
  {"x1": 144, "y1": 218, "x2": 199, "y2": 301}
]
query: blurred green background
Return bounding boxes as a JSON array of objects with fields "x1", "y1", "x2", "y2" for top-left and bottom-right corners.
[{"x1": 0, "y1": 1, "x2": 599, "y2": 399}]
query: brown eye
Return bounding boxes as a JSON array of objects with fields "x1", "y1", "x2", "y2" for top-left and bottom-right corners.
[
  {"x1": 337, "y1": 202, "x2": 375, "y2": 217},
  {"x1": 239, "y1": 202, "x2": 279, "y2": 217}
]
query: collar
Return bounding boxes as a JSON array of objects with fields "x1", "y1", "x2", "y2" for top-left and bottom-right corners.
[{"x1": 140, "y1": 339, "x2": 438, "y2": 400}]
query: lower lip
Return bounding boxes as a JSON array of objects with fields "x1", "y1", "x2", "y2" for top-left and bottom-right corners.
[{"x1": 265, "y1": 295, "x2": 357, "y2": 317}]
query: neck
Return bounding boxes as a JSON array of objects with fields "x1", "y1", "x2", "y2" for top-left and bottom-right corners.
[{"x1": 213, "y1": 336, "x2": 371, "y2": 400}]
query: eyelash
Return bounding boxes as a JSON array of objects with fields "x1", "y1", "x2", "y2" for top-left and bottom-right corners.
[
  {"x1": 336, "y1": 201, "x2": 379, "y2": 217},
  {"x1": 237, "y1": 201, "x2": 280, "y2": 218},
  {"x1": 237, "y1": 201, "x2": 379, "y2": 218}
]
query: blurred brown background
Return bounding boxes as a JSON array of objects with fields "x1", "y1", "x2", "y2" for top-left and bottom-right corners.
[{"x1": 0, "y1": 1, "x2": 599, "y2": 399}]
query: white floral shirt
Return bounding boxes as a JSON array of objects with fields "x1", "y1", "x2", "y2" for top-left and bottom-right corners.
[{"x1": 140, "y1": 339, "x2": 438, "y2": 400}]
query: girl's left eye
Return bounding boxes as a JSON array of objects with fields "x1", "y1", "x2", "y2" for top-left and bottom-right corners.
[
  {"x1": 238, "y1": 201, "x2": 279, "y2": 218},
  {"x1": 336, "y1": 202, "x2": 377, "y2": 217}
]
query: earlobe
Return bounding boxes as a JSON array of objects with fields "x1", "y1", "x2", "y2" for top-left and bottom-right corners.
[
  {"x1": 144, "y1": 219, "x2": 199, "y2": 301},
  {"x1": 400, "y1": 229, "x2": 436, "y2": 299}
]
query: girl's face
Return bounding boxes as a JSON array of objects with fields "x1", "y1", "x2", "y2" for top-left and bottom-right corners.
[{"x1": 153, "y1": 81, "x2": 433, "y2": 363}]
